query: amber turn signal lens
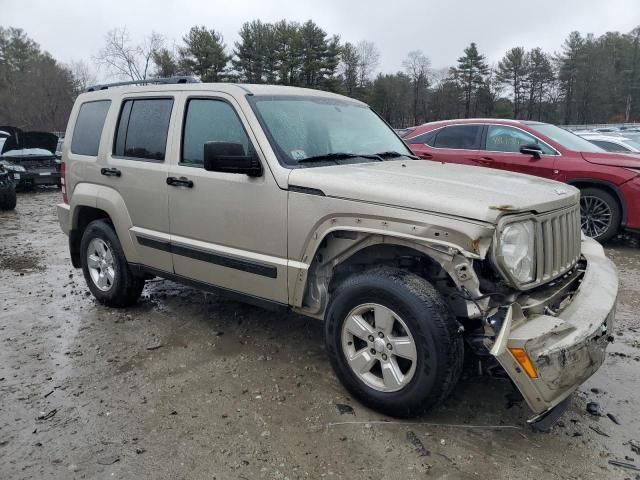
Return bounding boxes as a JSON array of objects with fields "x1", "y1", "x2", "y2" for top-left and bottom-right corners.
[{"x1": 509, "y1": 347, "x2": 539, "y2": 378}]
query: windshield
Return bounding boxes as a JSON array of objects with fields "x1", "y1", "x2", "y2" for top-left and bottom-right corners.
[
  {"x1": 249, "y1": 95, "x2": 412, "y2": 166},
  {"x1": 528, "y1": 124, "x2": 606, "y2": 153}
]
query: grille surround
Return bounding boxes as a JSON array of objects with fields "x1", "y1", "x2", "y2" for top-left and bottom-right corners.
[{"x1": 493, "y1": 204, "x2": 582, "y2": 290}]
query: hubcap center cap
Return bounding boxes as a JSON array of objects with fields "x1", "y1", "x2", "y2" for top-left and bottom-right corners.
[{"x1": 373, "y1": 338, "x2": 386, "y2": 353}]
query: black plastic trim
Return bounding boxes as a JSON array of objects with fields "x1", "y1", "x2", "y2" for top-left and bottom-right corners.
[
  {"x1": 136, "y1": 235, "x2": 171, "y2": 252},
  {"x1": 288, "y1": 185, "x2": 326, "y2": 196},
  {"x1": 135, "y1": 235, "x2": 277, "y2": 278},
  {"x1": 130, "y1": 264, "x2": 286, "y2": 312}
]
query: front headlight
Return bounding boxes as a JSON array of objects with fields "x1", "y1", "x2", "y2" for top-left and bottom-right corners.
[
  {"x1": 499, "y1": 220, "x2": 535, "y2": 283},
  {"x1": 12, "y1": 165, "x2": 26, "y2": 173}
]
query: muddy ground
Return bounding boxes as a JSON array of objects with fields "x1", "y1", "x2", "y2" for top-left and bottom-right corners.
[{"x1": 1, "y1": 190, "x2": 639, "y2": 480}]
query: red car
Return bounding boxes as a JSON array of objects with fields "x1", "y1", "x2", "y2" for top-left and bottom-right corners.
[{"x1": 402, "y1": 119, "x2": 640, "y2": 242}]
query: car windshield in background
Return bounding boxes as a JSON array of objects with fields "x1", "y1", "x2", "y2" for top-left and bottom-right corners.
[
  {"x1": 249, "y1": 95, "x2": 413, "y2": 166},
  {"x1": 528, "y1": 124, "x2": 606, "y2": 153}
]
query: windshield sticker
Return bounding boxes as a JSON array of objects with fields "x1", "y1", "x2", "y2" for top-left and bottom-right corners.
[{"x1": 290, "y1": 149, "x2": 307, "y2": 160}]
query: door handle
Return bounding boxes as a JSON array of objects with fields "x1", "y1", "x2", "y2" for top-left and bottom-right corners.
[
  {"x1": 100, "y1": 167, "x2": 121, "y2": 177},
  {"x1": 166, "y1": 176, "x2": 194, "y2": 188},
  {"x1": 419, "y1": 153, "x2": 433, "y2": 160},
  {"x1": 475, "y1": 156, "x2": 495, "y2": 165}
]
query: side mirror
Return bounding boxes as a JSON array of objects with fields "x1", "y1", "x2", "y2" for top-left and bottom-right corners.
[
  {"x1": 519, "y1": 144, "x2": 543, "y2": 160},
  {"x1": 203, "y1": 142, "x2": 262, "y2": 177}
]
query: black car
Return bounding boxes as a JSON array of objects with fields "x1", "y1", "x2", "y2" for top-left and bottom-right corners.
[
  {"x1": 0, "y1": 126, "x2": 60, "y2": 189},
  {"x1": 0, "y1": 162, "x2": 17, "y2": 210}
]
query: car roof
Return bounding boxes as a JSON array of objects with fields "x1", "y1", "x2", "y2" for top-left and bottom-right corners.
[
  {"x1": 403, "y1": 118, "x2": 549, "y2": 138},
  {"x1": 76, "y1": 82, "x2": 366, "y2": 105}
]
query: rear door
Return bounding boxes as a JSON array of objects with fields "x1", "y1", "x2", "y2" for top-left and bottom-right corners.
[
  {"x1": 100, "y1": 94, "x2": 175, "y2": 272},
  {"x1": 409, "y1": 125, "x2": 484, "y2": 166},
  {"x1": 483, "y1": 125, "x2": 560, "y2": 180},
  {"x1": 166, "y1": 93, "x2": 288, "y2": 303}
]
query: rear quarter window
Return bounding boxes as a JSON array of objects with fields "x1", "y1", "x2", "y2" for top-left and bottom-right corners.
[{"x1": 70, "y1": 100, "x2": 111, "y2": 156}]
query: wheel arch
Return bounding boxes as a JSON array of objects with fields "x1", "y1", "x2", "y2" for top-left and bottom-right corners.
[
  {"x1": 69, "y1": 183, "x2": 138, "y2": 267},
  {"x1": 292, "y1": 229, "x2": 484, "y2": 320},
  {"x1": 567, "y1": 178, "x2": 627, "y2": 227}
]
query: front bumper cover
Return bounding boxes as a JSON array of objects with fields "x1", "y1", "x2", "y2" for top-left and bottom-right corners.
[{"x1": 491, "y1": 237, "x2": 617, "y2": 417}]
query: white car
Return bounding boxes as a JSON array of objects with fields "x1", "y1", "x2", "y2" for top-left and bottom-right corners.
[{"x1": 579, "y1": 134, "x2": 640, "y2": 153}]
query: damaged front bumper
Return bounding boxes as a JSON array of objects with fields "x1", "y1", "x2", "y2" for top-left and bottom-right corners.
[{"x1": 489, "y1": 237, "x2": 617, "y2": 421}]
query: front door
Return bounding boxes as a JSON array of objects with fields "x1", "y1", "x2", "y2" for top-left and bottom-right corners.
[
  {"x1": 167, "y1": 94, "x2": 288, "y2": 303},
  {"x1": 483, "y1": 125, "x2": 559, "y2": 180}
]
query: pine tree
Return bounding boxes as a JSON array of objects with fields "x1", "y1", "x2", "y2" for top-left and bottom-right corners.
[
  {"x1": 450, "y1": 43, "x2": 489, "y2": 117},
  {"x1": 496, "y1": 47, "x2": 529, "y2": 118}
]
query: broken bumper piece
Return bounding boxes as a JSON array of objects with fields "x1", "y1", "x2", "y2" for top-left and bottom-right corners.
[{"x1": 492, "y1": 237, "x2": 617, "y2": 421}]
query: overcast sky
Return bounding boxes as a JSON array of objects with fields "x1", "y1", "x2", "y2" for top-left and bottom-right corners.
[{"x1": 2, "y1": 0, "x2": 639, "y2": 77}]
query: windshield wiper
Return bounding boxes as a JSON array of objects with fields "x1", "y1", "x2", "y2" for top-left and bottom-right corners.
[
  {"x1": 373, "y1": 151, "x2": 419, "y2": 160},
  {"x1": 297, "y1": 152, "x2": 382, "y2": 164}
]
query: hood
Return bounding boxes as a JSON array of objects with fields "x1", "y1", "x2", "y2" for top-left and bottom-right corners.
[
  {"x1": 1, "y1": 129, "x2": 58, "y2": 155},
  {"x1": 288, "y1": 161, "x2": 579, "y2": 224},
  {"x1": 581, "y1": 151, "x2": 640, "y2": 169}
]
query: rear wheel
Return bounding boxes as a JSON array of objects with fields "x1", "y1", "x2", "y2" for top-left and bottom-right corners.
[
  {"x1": 325, "y1": 267, "x2": 463, "y2": 418},
  {"x1": 0, "y1": 188, "x2": 16, "y2": 210},
  {"x1": 80, "y1": 219, "x2": 145, "y2": 307},
  {"x1": 579, "y1": 187, "x2": 621, "y2": 243}
]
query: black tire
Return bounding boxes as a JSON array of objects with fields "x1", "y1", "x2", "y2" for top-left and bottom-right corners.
[
  {"x1": 579, "y1": 187, "x2": 621, "y2": 243},
  {"x1": 80, "y1": 219, "x2": 145, "y2": 307},
  {"x1": 325, "y1": 267, "x2": 464, "y2": 418},
  {"x1": 0, "y1": 188, "x2": 17, "y2": 210}
]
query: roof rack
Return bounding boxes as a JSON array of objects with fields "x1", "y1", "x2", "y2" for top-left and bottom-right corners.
[{"x1": 86, "y1": 76, "x2": 200, "y2": 92}]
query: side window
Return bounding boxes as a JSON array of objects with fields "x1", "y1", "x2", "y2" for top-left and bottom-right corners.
[
  {"x1": 434, "y1": 125, "x2": 482, "y2": 149},
  {"x1": 407, "y1": 130, "x2": 437, "y2": 146},
  {"x1": 591, "y1": 140, "x2": 629, "y2": 152},
  {"x1": 113, "y1": 98, "x2": 173, "y2": 161},
  {"x1": 71, "y1": 100, "x2": 111, "y2": 156},
  {"x1": 181, "y1": 99, "x2": 250, "y2": 167},
  {"x1": 486, "y1": 125, "x2": 555, "y2": 154}
]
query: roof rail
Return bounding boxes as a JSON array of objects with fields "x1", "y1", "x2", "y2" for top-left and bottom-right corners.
[{"x1": 86, "y1": 76, "x2": 200, "y2": 92}]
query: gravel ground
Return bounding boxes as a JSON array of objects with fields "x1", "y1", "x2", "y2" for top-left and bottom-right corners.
[{"x1": 1, "y1": 189, "x2": 639, "y2": 480}]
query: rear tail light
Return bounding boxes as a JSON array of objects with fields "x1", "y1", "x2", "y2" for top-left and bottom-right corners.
[{"x1": 60, "y1": 161, "x2": 68, "y2": 204}]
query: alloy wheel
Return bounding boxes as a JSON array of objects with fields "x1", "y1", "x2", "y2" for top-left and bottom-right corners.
[
  {"x1": 86, "y1": 238, "x2": 115, "y2": 292},
  {"x1": 340, "y1": 303, "x2": 417, "y2": 392},
  {"x1": 580, "y1": 195, "x2": 612, "y2": 238}
]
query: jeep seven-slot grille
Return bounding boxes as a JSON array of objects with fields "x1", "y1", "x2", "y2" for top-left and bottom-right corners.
[{"x1": 537, "y1": 204, "x2": 582, "y2": 283}]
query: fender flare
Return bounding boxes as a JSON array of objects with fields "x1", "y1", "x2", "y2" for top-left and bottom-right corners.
[{"x1": 70, "y1": 182, "x2": 139, "y2": 263}]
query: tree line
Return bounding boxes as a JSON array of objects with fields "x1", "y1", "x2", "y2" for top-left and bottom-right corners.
[{"x1": 1, "y1": 21, "x2": 639, "y2": 132}]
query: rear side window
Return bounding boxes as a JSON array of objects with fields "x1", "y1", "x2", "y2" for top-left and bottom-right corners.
[
  {"x1": 406, "y1": 130, "x2": 437, "y2": 146},
  {"x1": 114, "y1": 98, "x2": 173, "y2": 161},
  {"x1": 434, "y1": 125, "x2": 483, "y2": 149},
  {"x1": 71, "y1": 100, "x2": 111, "y2": 156},
  {"x1": 181, "y1": 99, "x2": 250, "y2": 167}
]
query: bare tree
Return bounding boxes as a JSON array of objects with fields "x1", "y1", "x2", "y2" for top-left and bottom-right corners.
[
  {"x1": 68, "y1": 59, "x2": 97, "y2": 91},
  {"x1": 356, "y1": 40, "x2": 380, "y2": 87},
  {"x1": 95, "y1": 27, "x2": 164, "y2": 81},
  {"x1": 402, "y1": 50, "x2": 431, "y2": 124}
]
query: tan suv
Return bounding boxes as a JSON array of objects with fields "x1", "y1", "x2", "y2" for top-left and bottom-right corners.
[{"x1": 57, "y1": 77, "x2": 618, "y2": 428}]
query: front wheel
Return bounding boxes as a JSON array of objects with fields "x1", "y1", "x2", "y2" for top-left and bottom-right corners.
[
  {"x1": 80, "y1": 219, "x2": 145, "y2": 307},
  {"x1": 579, "y1": 187, "x2": 621, "y2": 243},
  {"x1": 325, "y1": 267, "x2": 464, "y2": 418}
]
